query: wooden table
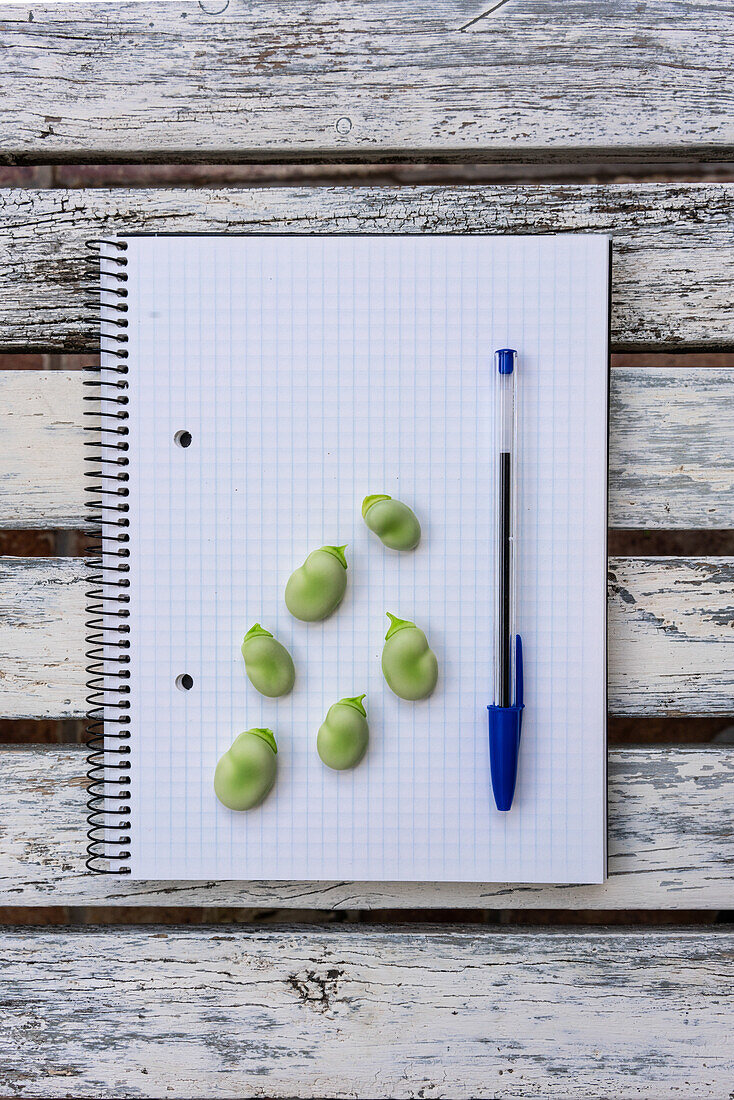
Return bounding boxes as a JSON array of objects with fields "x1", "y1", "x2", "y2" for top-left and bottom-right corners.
[{"x1": 0, "y1": 3, "x2": 732, "y2": 1096}]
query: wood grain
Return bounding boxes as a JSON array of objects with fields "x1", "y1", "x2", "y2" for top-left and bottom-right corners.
[
  {"x1": 0, "y1": 186, "x2": 733, "y2": 350},
  {"x1": 1, "y1": 746, "x2": 731, "y2": 908},
  {"x1": 0, "y1": 923, "x2": 732, "y2": 1097},
  {"x1": 608, "y1": 558, "x2": 734, "y2": 715},
  {"x1": 3, "y1": 367, "x2": 733, "y2": 530},
  {"x1": 1, "y1": 9, "x2": 731, "y2": 1092},
  {"x1": 609, "y1": 367, "x2": 734, "y2": 527},
  {"x1": 0, "y1": 557, "x2": 86, "y2": 719},
  {"x1": 0, "y1": 371, "x2": 86, "y2": 530},
  {"x1": 1, "y1": 1, "x2": 734, "y2": 162},
  {"x1": 0, "y1": 556, "x2": 732, "y2": 719}
]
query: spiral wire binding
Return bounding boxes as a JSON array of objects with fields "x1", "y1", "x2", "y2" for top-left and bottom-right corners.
[{"x1": 84, "y1": 239, "x2": 132, "y2": 873}]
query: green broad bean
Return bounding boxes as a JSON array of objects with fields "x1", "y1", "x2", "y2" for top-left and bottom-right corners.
[
  {"x1": 214, "y1": 728, "x2": 278, "y2": 811},
  {"x1": 381, "y1": 612, "x2": 438, "y2": 701},
  {"x1": 285, "y1": 544, "x2": 348, "y2": 621},
  {"x1": 362, "y1": 494, "x2": 421, "y2": 551},
  {"x1": 241, "y1": 623, "x2": 295, "y2": 697},
  {"x1": 317, "y1": 694, "x2": 369, "y2": 771}
]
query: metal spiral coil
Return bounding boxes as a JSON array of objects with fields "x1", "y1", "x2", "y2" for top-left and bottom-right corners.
[{"x1": 84, "y1": 238, "x2": 132, "y2": 874}]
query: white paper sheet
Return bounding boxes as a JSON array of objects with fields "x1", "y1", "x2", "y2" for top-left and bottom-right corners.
[{"x1": 111, "y1": 234, "x2": 609, "y2": 882}]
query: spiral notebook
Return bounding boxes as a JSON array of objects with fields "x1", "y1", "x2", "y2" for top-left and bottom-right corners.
[{"x1": 88, "y1": 233, "x2": 610, "y2": 884}]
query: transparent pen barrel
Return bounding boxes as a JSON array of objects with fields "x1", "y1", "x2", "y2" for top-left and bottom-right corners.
[{"x1": 494, "y1": 367, "x2": 518, "y2": 707}]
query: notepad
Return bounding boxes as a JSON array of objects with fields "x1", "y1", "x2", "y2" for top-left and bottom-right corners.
[{"x1": 94, "y1": 233, "x2": 609, "y2": 883}]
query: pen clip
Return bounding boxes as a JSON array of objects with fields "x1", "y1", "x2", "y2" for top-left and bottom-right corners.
[{"x1": 514, "y1": 634, "x2": 524, "y2": 710}]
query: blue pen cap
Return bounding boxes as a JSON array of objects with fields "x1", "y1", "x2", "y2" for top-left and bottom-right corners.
[
  {"x1": 487, "y1": 635, "x2": 524, "y2": 811},
  {"x1": 487, "y1": 706, "x2": 523, "y2": 811},
  {"x1": 496, "y1": 348, "x2": 517, "y2": 375}
]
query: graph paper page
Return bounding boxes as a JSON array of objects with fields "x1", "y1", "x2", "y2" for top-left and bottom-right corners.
[{"x1": 119, "y1": 234, "x2": 609, "y2": 883}]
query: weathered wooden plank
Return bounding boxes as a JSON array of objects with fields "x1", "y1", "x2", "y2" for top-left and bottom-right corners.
[
  {"x1": 1, "y1": 1, "x2": 734, "y2": 163},
  {"x1": 0, "y1": 371, "x2": 86, "y2": 530},
  {"x1": 609, "y1": 367, "x2": 734, "y2": 527},
  {"x1": 607, "y1": 558, "x2": 734, "y2": 715},
  {"x1": 0, "y1": 556, "x2": 732, "y2": 718},
  {"x1": 0, "y1": 924, "x2": 731, "y2": 1098},
  {"x1": 0, "y1": 557, "x2": 86, "y2": 719},
  {"x1": 3, "y1": 367, "x2": 733, "y2": 530},
  {"x1": 1, "y1": 746, "x2": 731, "y2": 908},
  {"x1": 1, "y1": 186, "x2": 733, "y2": 350}
]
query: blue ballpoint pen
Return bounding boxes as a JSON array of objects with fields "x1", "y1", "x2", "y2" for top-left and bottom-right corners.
[{"x1": 487, "y1": 348, "x2": 524, "y2": 811}]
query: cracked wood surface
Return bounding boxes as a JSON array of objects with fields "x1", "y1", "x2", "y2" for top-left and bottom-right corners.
[
  {"x1": 0, "y1": 746, "x2": 731, "y2": 908},
  {"x1": 3, "y1": 367, "x2": 734, "y2": 530},
  {"x1": 1, "y1": 556, "x2": 732, "y2": 719},
  {"x1": 0, "y1": 6, "x2": 732, "y2": 1090},
  {"x1": 1, "y1": 0, "x2": 734, "y2": 162},
  {"x1": 0, "y1": 925, "x2": 732, "y2": 1097},
  {"x1": 0, "y1": 186, "x2": 734, "y2": 350}
]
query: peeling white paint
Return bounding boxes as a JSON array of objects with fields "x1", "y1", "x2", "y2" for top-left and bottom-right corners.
[
  {"x1": 0, "y1": 555, "x2": 731, "y2": 718},
  {"x1": 0, "y1": 924, "x2": 731, "y2": 1096},
  {"x1": 0, "y1": 186, "x2": 733, "y2": 349},
  {"x1": 0, "y1": 0, "x2": 733, "y2": 159},
  {"x1": 0, "y1": 745, "x2": 732, "y2": 909},
  {"x1": 3, "y1": 368, "x2": 733, "y2": 530}
]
